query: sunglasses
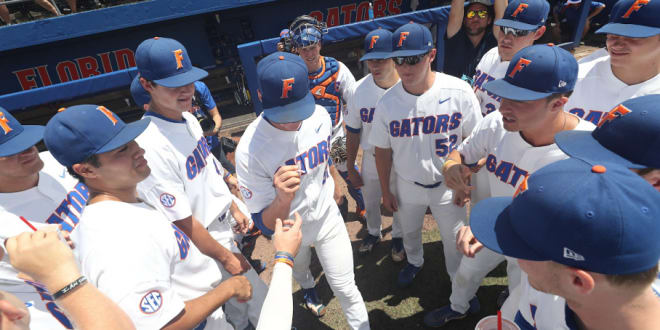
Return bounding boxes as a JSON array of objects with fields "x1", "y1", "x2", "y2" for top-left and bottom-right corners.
[
  {"x1": 393, "y1": 52, "x2": 429, "y2": 66},
  {"x1": 466, "y1": 10, "x2": 488, "y2": 19},
  {"x1": 499, "y1": 26, "x2": 532, "y2": 37}
]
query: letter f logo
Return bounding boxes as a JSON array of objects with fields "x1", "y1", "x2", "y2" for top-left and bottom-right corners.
[
  {"x1": 281, "y1": 78, "x2": 295, "y2": 99},
  {"x1": 512, "y1": 3, "x2": 528, "y2": 17},
  {"x1": 96, "y1": 106, "x2": 118, "y2": 125},
  {"x1": 622, "y1": 0, "x2": 649, "y2": 18},
  {"x1": 369, "y1": 35, "x2": 380, "y2": 49},
  {"x1": 508, "y1": 58, "x2": 531, "y2": 78},
  {"x1": 513, "y1": 175, "x2": 529, "y2": 198},
  {"x1": 173, "y1": 49, "x2": 184, "y2": 69},
  {"x1": 598, "y1": 104, "x2": 631, "y2": 127},
  {"x1": 397, "y1": 32, "x2": 409, "y2": 47},
  {"x1": 0, "y1": 112, "x2": 13, "y2": 135}
]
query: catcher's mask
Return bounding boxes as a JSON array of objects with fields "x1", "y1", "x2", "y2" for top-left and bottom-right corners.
[{"x1": 290, "y1": 15, "x2": 328, "y2": 48}]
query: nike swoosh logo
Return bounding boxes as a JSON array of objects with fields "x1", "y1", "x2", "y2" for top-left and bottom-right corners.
[
  {"x1": 315, "y1": 124, "x2": 322, "y2": 133},
  {"x1": 439, "y1": 97, "x2": 451, "y2": 104},
  {"x1": 60, "y1": 169, "x2": 66, "y2": 178}
]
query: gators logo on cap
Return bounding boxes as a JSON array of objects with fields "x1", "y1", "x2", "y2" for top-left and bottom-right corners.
[
  {"x1": 369, "y1": 35, "x2": 380, "y2": 49},
  {"x1": 397, "y1": 32, "x2": 409, "y2": 47},
  {"x1": 96, "y1": 106, "x2": 118, "y2": 125},
  {"x1": 598, "y1": 104, "x2": 632, "y2": 127},
  {"x1": 508, "y1": 57, "x2": 532, "y2": 78},
  {"x1": 511, "y1": 3, "x2": 529, "y2": 17},
  {"x1": 622, "y1": 0, "x2": 649, "y2": 18},
  {"x1": 173, "y1": 49, "x2": 184, "y2": 69},
  {"x1": 0, "y1": 112, "x2": 13, "y2": 135},
  {"x1": 281, "y1": 77, "x2": 295, "y2": 99}
]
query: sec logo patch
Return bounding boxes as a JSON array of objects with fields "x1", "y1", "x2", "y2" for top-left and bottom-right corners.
[
  {"x1": 160, "y1": 193, "x2": 176, "y2": 208},
  {"x1": 140, "y1": 290, "x2": 163, "y2": 314},
  {"x1": 240, "y1": 186, "x2": 253, "y2": 199}
]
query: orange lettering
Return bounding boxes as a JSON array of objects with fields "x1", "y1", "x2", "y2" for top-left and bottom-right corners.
[
  {"x1": 281, "y1": 78, "x2": 295, "y2": 99},
  {"x1": 507, "y1": 58, "x2": 532, "y2": 78},
  {"x1": 598, "y1": 104, "x2": 632, "y2": 127},
  {"x1": 622, "y1": 0, "x2": 649, "y2": 18},
  {"x1": 96, "y1": 106, "x2": 118, "y2": 125},
  {"x1": 397, "y1": 31, "x2": 409, "y2": 47},
  {"x1": 511, "y1": 3, "x2": 529, "y2": 17},
  {"x1": 0, "y1": 112, "x2": 13, "y2": 135},
  {"x1": 173, "y1": 49, "x2": 184, "y2": 69},
  {"x1": 369, "y1": 35, "x2": 380, "y2": 49}
]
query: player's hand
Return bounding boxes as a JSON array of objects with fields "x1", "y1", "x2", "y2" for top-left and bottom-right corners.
[
  {"x1": 455, "y1": 225, "x2": 483, "y2": 258},
  {"x1": 273, "y1": 213, "x2": 303, "y2": 257},
  {"x1": 273, "y1": 165, "x2": 301, "y2": 202},
  {"x1": 453, "y1": 189, "x2": 471, "y2": 207},
  {"x1": 222, "y1": 252, "x2": 252, "y2": 276},
  {"x1": 469, "y1": 157, "x2": 487, "y2": 174},
  {"x1": 5, "y1": 231, "x2": 81, "y2": 294},
  {"x1": 229, "y1": 275, "x2": 252, "y2": 303},
  {"x1": 346, "y1": 167, "x2": 364, "y2": 189},
  {"x1": 382, "y1": 190, "x2": 398, "y2": 212},
  {"x1": 0, "y1": 291, "x2": 30, "y2": 329},
  {"x1": 231, "y1": 209, "x2": 250, "y2": 234},
  {"x1": 444, "y1": 162, "x2": 473, "y2": 195}
]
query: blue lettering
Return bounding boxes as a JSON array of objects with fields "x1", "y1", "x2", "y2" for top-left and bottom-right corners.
[
  {"x1": 510, "y1": 166, "x2": 528, "y2": 187},
  {"x1": 569, "y1": 108, "x2": 585, "y2": 118},
  {"x1": 399, "y1": 119, "x2": 411, "y2": 137},
  {"x1": 308, "y1": 147, "x2": 319, "y2": 169},
  {"x1": 67, "y1": 191, "x2": 85, "y2": 213},
  {"x1": 584, "y1": 110, "x2": 604, "y2": 126},
  {"x1": 449, "y1": 112, "x2": 462, "y2": 130},
  {"x1": 485, "y1": 103, "x2": 496, "y2": 115},
  {"x1": 318, "y1": 141, "x2": 328, "y2": 163},
  {"x1": 25, "y1": 281, "x2": 73, "y2": 329},
  {"x1": 172, "y1": 224, "x2": 191, "y2": 260},
  {"x1": 389, "y1": 120, "x2": 400, "y2": 137},
  {"x1": 411, "y1": 117, "x2": 424, "y2": 136},
  {"x1": 485, "y1": 154, "x2": 497, "y2": 172},
  {"x1": 435, "y1": 115, "x2": 449, "y2": 133},
  {"x1": 186, "y1": 156, "x2": 197, "y2": 179},
  {"x1": 494, "y1": 161, "x2": 513, "y2": 184},
  {"x1": 74, "y1": 182, "x2": 89, "y2": 200},
  {"x1": 422, "y1": 116, "x2": 436, "y2": 134}
]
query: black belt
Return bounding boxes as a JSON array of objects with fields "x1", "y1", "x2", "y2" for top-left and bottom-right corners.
[{"x1": 414, "y1": 181, "x2": 442, "y2": 189}]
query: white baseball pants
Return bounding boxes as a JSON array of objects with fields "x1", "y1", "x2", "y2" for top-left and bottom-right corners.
[{"x1": 361, "y1": 151, "x2": 403, "y2": 238}]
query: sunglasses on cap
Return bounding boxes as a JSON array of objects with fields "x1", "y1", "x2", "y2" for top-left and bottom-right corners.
[
  {"x1": 393, "y1": 52, "x2": 429, "y2": 66},
  {"x1": 499, "y1": 26, "x2": 532, "y2": 37},
  {"x1": 467, "y1": 10, "x2": 488, "y2": 19}
]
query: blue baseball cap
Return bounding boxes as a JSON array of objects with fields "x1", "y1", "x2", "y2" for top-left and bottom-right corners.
[
  {"x1": 257, "y1": 52, "x2": 315, "y2": 123},
  {"x1": 496, "y1": 0, "x2": 550, "y2": 30},
  {"x1": 44, "y1": 105, "x2": 151, "y2": 167},
  {"x1": 484, "y1": 44, "x2": 577, "y2": 101},
  {"x1": 0, "y1": 108, "x2": 44, "y2": 157},
  {"x1": 471, "y1": 158, "x2": 660, "y2": 275},
  {"x1": 130, "y1": 75, "x2": 151, "y2": 107},
  {"x1": 136, "y1": 37, "x2": 208, "y2": 88},
  {"x1": 596, "y1": 0, "x2": 660, "y2": 37},
  {"x1": 391, "y1": 22, "x2": 434, "y2": 57},
  {"x1": 360, "y1": 28, "x2": 394, "y2": 61},
  {"x1": 555, "y1": 95, "x2": 660, "y2": 169}
]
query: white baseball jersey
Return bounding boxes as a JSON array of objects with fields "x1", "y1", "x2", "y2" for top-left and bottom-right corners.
[
  {"x1": 235, "y1": 105, "x2": 335, "y2": 224},
  {"x1": 472, "y1": 47, "x2": 509, "y2": 117},
  {"x1": 369, "y1": 73, "x2": 482, "y2": 186},
  {"x1": 135, "y1": 111, "x2": 233, "y2": 230},
  {"x1": 0, "y1": 151, "x2": 87, "y2": 329},
  {"x1": 566, "y1": 51, "x2": 660, "y2": 125},
  {"x1": 459, "y1": 112, "x2": 595, "y2": 197},
  {"x1": 71, "y1": 200, "x2": 231, "y2": 330},
  {"x1": 344, "y1": 74, "x2": 396, "y2": 153}
]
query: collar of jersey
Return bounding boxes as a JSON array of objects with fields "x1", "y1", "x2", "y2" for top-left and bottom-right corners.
[
  {"x1": 144, "y1": 111, "x2": 186, "y2": 124},
  {"x1": 564, "y1": 303, "x2": 580, "y2": 330}
]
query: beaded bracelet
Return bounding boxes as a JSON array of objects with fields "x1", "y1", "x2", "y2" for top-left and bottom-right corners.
[{"x1": 52, "y1": 276, "x2": 87, "y2": 300}]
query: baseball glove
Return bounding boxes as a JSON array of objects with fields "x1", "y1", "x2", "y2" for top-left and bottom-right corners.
[{"x1": 330, "y1": 136, "x2": 347, "y2": 165}]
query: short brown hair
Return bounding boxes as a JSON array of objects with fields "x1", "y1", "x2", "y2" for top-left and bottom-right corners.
[
  {"x1": 67, "y1": 154, "x2": 101, "y2": 183},
  {"x1": 605, "y1": 264, "x2": 659, "y2": 288}
]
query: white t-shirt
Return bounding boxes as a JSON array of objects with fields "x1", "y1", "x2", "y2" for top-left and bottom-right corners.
[
  {"x1": 472, "y1": 47, "x2": 509, "y2": 117},
  {"x1": 344, "y1": 74, "x2": 396, "y2": 153},
  {"x1": 71, "y1": 200, "x2": 231, "y2": 330},
  {"x1": 459, "y1": 112, "x2": 595, "y2": 197},
  {"x1": 369, "y1": 72, "x2": 482, "y2": 186},
  {"x1": 0, "y1": 151, "x2": 86, "y2": 329},
  {"x1": 235, "y1": 106, "x2": 336, "y2": 225},
  {"x1": 135, "y1": 111, "x2": 233, "y2": 231},
  {"x1": 566, "y1": 51, "x2": 660, "y2": 125}
]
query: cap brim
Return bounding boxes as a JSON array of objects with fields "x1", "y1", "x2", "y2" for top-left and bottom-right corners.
[
  {"x1": 154, "y1": 67, "x2": 208, "y2": 88},
  {"x1": 495, "y1": 19, "x2": 541, "y2": 31},
  {"x1": 97, "y1": 118, "x2": 151, "y2": 154},
  {"x1": 0, "y1": 125, "x2": 44, "y2": 157},
  {"x1": 595, "y1": 23, "x2": 660, "y2": 38},
  {"x1": 263, "y1": 92, "x2": 315, "y2": 123},
  {"x1": 390, "y1": 49, "x2": 429, "y2": 57},
  {"x1": 470, "y1": 197, "x2": 548, "y2": 261},
  {"x1": 484, "y1": 79, "x2": 552, "y2": 101},
  {"x1": 360, "y1": 51, "x2": 392, "y2": 61},
  {"x1": 554, "y1": 130, "x2": 643, "y2": 169}
]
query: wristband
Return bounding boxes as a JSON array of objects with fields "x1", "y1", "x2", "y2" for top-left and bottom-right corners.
[
  {"x1": 275, "y1": 258, "x2": 294, "y2": 268},
  {"x1": 52, "y1": 276, "x2": 87, "y2": 300},
  {"x1": 224, "y1": 171, "x2": 231, "y2": 180},
  {"x1": 274, "y1": 251, "x2": 295, "y2": 268},
  {"x1": 442, "y1": 159, "x2": 459, "y2": 173}
]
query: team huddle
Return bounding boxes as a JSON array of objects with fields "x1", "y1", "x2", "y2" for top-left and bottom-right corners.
[{"x1": 1, "y1": 0, "x2": 659, "y2": 329}]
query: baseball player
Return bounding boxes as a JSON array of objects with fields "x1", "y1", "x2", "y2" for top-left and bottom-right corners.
[
  {"x1": 133, "y1": 37, "x2": 267, "y2": 330},
  {"x1": 369, "y1": 22, "x2": 481, "y2": 290},
  {"x1": 565, "y1": 0, "x2": 660, "y2": 125},
  {"x1": 43, "y1": 104, "x2": 252, "y2": 329},
  {"x1": 235, "y1": 52, "x2": 369, "y2": 329},
  {"x1": 470, "y1": 157, "x2": 660, "y2": 330},
  {"x1": 427, "y1": 44, "x2": 595, "y2": 327},
  {"x1": 508, "y1": 95, "x2": 660, "y2": 329},
  {"x1": 288, "y1": 15, "x2": 366, "y2": 220},
  {"x1": 0, "y1": 108, "x2": 89, "y2": 329},
  {"x1": 344, "y1": 28, "x2": 405, "y2": 258}
]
